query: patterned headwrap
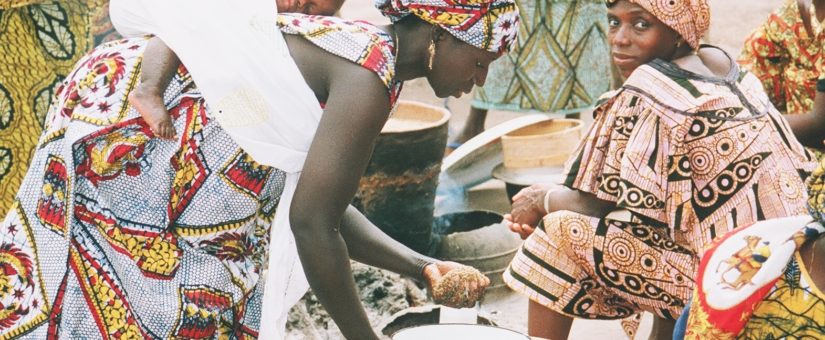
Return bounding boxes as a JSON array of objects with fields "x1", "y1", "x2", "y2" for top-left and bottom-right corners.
[
  {"x1": 375, "y1": 0, "x2": 520, "y2": 54},
  {"x1": 606, "y1": 0, "x2": 710, "y2": 49}
]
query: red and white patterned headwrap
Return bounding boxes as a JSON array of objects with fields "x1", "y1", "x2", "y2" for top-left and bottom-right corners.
[
  {"x1": 606, "y1": 0, "x2": 710, "y2": 49},
  {"x1": 375, "y1": 0, "x2": 520, "y2": 54}
]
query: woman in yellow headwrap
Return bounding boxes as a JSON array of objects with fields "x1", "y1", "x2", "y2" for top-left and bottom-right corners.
[{"x1": 501, "y1": 0, "x2": 816, "y2": 338}]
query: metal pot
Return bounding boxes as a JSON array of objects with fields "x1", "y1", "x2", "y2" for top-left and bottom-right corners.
[{"x1": 433, "y1": 210, "x2": 522, "y2": 288}]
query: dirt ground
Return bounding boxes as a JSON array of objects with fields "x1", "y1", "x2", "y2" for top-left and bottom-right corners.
[{"x1": 333, "y1": 0, "x2": 785, "y2": 339}]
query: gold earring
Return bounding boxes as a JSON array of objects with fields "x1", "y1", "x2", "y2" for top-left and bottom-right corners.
[
  {"x1": 675, "y1": 40, "x2": 683, "y2": 49},
  {"x1": 428, "y1": 40, "x2": 435, "y2": 70}
]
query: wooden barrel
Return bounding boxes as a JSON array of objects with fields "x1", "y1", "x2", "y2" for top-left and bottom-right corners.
[{"x1": 353, "y1": 100, "x2": 450, "y2": 253}]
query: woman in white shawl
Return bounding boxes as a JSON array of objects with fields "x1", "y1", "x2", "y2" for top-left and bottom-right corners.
[{"x1": 0, "y1": 0, "x2": 518, "y2": 339}]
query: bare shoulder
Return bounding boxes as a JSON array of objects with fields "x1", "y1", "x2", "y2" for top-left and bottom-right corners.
[
  {"x1": 697, "y1": 47, "x2": 733, "y2": 77},
  {"x1": 671, "y1": 47, "x2": 733, "y2": 78},
  {"x1": 327, "y1": 61, "x2": 391, "y2": 120},
  {"x1": 283, "y1": 34, "x2": 390, "y2": 109}
]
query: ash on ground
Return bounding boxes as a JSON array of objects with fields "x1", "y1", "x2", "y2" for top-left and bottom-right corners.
[{"x1": 286, "y1": 262, "x2": 429, "y2": 340}]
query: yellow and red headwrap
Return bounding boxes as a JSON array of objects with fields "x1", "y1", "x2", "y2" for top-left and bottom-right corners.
[
  {"x1": 606, "y1": 0, "x2": 710, "y2": 49},
  {"x1": 376, "y1": 0, "x2": 520, "y2": 54}
]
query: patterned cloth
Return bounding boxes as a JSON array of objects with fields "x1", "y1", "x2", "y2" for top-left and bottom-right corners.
[
  {"x1": 684, "y1": 217, "x2": 825, "y2": 339},
  {"x1": 810, "y1": 149, "x2": 825, "y2": 222},
  {"x1": 684, "y1": 17, "x2": 825, "y2": 340},
  {"x1": 682, "y1": 24, "x2": 825, "y2": 333},
  {"x1": 818, "y1": 7, "x2": 825, "y2": 92},
  {"x1": 504, "y1": 49, "x2": 816, "y2": 321},
  {"x1": 0, "y1": 14, "x2": 401, "y2": 338},
  {"x1": 742, "y1": 252, "x2": 825, "y2": 338},
  {"x1": 472, "y1": 0, "x2": 610, "y2": 114},
  {"x1": 605, "y1": 0, "x2": 710, "y2": 50},
  {"x1": 738, "y1": 0, "x2": 824, "y2": 115},
  {"x1": 375, "y1": 0, "x2": 520, "y2": 54},
  {"x1": 0, "y1": 0, "x2": 106, "y2": 215},
  {"x1": 683, "y1": 141, "x2": 825, "y2": 339}
]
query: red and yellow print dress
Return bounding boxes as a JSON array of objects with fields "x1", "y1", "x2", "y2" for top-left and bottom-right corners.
[
  {"x1": 504, "y1": 48, "x2": 816, "y2": 321},
  {"x1": 739, "y1": 0, "x2": 824, "y2": 115},
  {"x1": 0, "y1": 14, "x2": 399, "y2": 339}
]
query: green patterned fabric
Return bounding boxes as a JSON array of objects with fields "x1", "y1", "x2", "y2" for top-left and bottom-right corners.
[{"x1": 472, "y1": 0, "x2": 610, "y2": 114}]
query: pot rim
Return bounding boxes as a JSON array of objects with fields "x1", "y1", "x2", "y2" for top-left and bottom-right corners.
[
  {"x1": 391, "y1": 323, "x2": 530, "y2": 339},
  {"x1": 381, "y1": 100, "x2": 451, "y2": 133}
]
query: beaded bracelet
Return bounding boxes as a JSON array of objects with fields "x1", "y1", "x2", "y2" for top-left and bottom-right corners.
[{"x1": 416, "y1": 257, "x2": 436, "y2": 280}]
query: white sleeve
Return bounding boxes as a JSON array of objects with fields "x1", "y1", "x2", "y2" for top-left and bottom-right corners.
[
  {"x1": 108, "y1": 0, "x2": 156, "y2": 37},
  {"x1": 110, "y1": 0, "x2": 323, "y2": 173}
]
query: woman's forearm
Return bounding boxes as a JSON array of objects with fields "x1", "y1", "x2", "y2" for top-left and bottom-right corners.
[
  {"x1": 340, "y1": 205, "x2": 433, "y2": 279},
  {"x1": 786, "y1": 91, "x2": 825, "y2": 148},
  {"x1": 786, "y1": 112, "x2": 824, "y2": 148},
  {"x1": 291, "y1": 218, "x2": 378, "y2": 340},
  {"x1": 547, "y1": 187, "x2": 615, "y2": 218},
  {"x1": 285, "y1": 61, "x2": 399, "y2": 340}
]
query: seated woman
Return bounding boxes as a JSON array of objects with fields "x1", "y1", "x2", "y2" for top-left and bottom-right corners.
[
  {"x1": 680, "y1": 25, "x2": 825, "y2": 340},
  {"x1": 0, "y1": 0, "x2": 519, "y2": 339},
  {"x1": 500, "y1": 0, "x2": 816, "y2": 339}
]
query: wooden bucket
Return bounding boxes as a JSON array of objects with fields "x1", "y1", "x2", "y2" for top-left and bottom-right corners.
[
  {"x1": 500, "y1": 119, "x2": 583, "y2": 169},
  {"x1": 353, "y1": 100, "x2": 450, "y2": 253}
]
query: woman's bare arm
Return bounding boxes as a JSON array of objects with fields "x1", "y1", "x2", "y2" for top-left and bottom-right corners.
[
  {"x1": 786, "y1": 89, "x2": 825, "y2": 148},
  {"x1": 546, "y1": 187, "x2": 616, "y2": 217},
  {"x1": 506, "y1": 184, "x2": 615, "y2": 239},
  {"x1": 288, "y1": 46, "x2": 391, "y2": 340},
  {"x1": 339, "y1": 205, "x2": 434, "y2": 278}
]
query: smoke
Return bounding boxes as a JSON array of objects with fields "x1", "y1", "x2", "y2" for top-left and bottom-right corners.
[{"x1": 434, "y1": 173, "x2": 469, "y2": 216}]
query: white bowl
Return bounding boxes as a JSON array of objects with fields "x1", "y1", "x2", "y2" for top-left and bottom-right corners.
[{"x1": 392, "y1": 324, "x2": 530, "y2": 340}]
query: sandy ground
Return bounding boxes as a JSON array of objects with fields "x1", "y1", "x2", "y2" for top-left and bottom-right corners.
[{"x1": 336, "y1": 0, "x2": 784, "y2": 339}]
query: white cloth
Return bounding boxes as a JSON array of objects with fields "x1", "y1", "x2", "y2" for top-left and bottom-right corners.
[
  {"x1": 109, "y1": 0, "x2": 319, "y2": 337},
  {"x1": 109, "y1": 0, "x2": 323, "y2": 172}
]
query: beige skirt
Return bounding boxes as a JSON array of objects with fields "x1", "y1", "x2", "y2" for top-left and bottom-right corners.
[{"x1": 504, "y1": 210, "x2": 697, "y2": 320}]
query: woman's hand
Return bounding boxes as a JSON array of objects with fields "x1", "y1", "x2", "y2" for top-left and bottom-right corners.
[
  {"x1": 504, "y1": 214, "x2": 535, "y2": 240},
  {"x1": 423, "y1": 262, "x2": 490, "y2": 308},
  {"x1": 505, "y1": 184, "x2": 560, "y2": 239}
]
